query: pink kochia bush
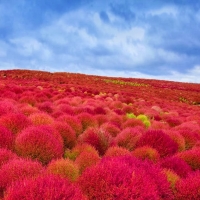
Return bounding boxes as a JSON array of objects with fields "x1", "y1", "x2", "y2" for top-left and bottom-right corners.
[
  {"x1": 0, "y1": 126, "x2": 13, "y2": 150},
  {"x1": 15, "y1": 125, "x2": 64, "y2": 164},
  {"x1": 78, "y1": 156, "x2": 173, "y2": 200},
  {"x1": 4, "y1": 175, "x2": 86, "y2": 200},
  {"x1": 175, "y1": 171, "x2": 200, "y2": 200},
  {"x1": 136, "y1": 129, "x2": 178, "y2": 158},
  {"x1": 0, "y1": 158, "x2": 43, "y2": 196}
]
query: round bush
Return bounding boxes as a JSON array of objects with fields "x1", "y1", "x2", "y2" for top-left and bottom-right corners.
[
  {"x1": 47, "y1": 158, "x2": 79, "y2": 181},
  {"x1": 113, "y1": 127, "x2": 142, "y2": 151},
  {"x1": 159, "y1": 156, "x2": 192, "y2": 178},
  {"x1": 15, "y1": 126, "x2": 64, "y2": 164},
  {"x1": 4, "y1": 175, "x2": 86, "y2": 200},
  {"x1": 57, "y1": 114, "x2": 83, "y2": 136},
  {"x1": 175, "y1": 171, "x2": 200, "y2": 200},
  {"x1": 136, "y1": 129, "x2": 178, "y2": 158},
  {"x1": 75, "y1": 151, "x2": 100, "y2": 174},
  {"x1": 0, "y1": 148, "x2": 18, "y2": 168},
  {"x1": 65, "y1": 143, "x2": 99, "y2": 161},
  {"x1": 77, "y1": 112, "x2": 98, "y2": 131},
  {"x1": 0, "y1": 158, "x2": 43, "y2": 195},
  {"x1": 78, "y1": 127, "x2": 112, "y2": 155},
  {"x1": 0, "y1": 113, "x2": 31, "y2": 135},
  {"x1": 53, "y1": 121, "x2": 76, "y2": 149},
  {"x1": 0, "y1": 126, "x2": 14, "y2": 150},
  {"x1": 176, "y1": 147, "x2": 200, "y2": 170},
  {"x1": 29, "y1": 112, "x2": 55, "y2": 125},
  {"x1": 100, "y1": 122, "x2": 121, "y2": 137},
  {"x1": 132, "y1": 145, "x2": 160, "y2": 163},
  {"x1": 104, "y1": 146, "x2": 131, "y2": 157},
  {"x1": 78, "y1": 156, "x2": 173, "y2": 200}
]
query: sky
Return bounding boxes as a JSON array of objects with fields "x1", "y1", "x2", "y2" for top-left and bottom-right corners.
[{"x1": 0, "y1": 0, "x2": 200, "y2": 83}]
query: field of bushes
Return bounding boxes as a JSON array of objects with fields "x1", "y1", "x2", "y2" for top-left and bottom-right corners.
[{"x1": 0, "y1": 69, "x2": 200, "y2": 199}]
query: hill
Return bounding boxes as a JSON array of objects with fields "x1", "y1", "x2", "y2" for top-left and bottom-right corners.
[{"x1": 0, "y1": 69, "x2": 200, "y2": 199}]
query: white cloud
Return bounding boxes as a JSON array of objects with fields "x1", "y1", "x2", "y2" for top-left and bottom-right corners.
[
  {"x1": 9, "y1": 37, "x2": 52, "y2": 60},
  {"x1": 148, "y1": 6, "x2": 178, "y2": 17}
]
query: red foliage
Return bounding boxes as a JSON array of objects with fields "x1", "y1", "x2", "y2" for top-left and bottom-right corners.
[
  {"x1": 15, "y1": 126, "x2": 64, "y2": 164},
  {"x1": 104, "y1": 146, "x2": 131, "y2": 157},
  {"x1": 113, "y1": 127, "x2": 143, "y2": 151},
  {"x1": 47, "y1": 158, "x2": 79, "y2": 181},
  {"x1": 123, "y1": 118, "x2": 145, "y2": 129},
  {"x1": 77, "y1": 112, "x2": 98, "y2": 131},
  {"x1": 0, "y1": 148, "x2": 18, "y2": 168},
  {"x1": 29, "y1": 112, "x2": 55, "y2": 125},
  {"x1": 37, "y1": 101, "x2": 54, "y2": 113},
  {"x1": 100, "y1": 122, "x2": 121, "y2": 137},
  {"x1": 78, "y1": 156, "x2": 173, "y2": 199},
  {"x1": 136, "y1": 129, "x2": 178, "y2": 158},
  {"x1": 0, "y1": 113, "x2": 31, "y2": 135},
  {"x1": 0, "y1": 126, "x2": 14, "y2": 150},
  {"x1": 57, "y1": 114, "x2": 83, "y2": 136},
  {"x1": 0, "y1": 100, "x2": 18, "y2": 116},
  {"x1": 175, "y1": 171, "x2": 200, "y2": 200},
  {"x1": 132, "y1": 146, "x2": 160, "y2": 163},
  {"x1": 78, "y1": 127, "x2": 112, "y2": 155},
  {"x1": 176, "y1": 147, "x2": 200, "y2": 170},
  {"x1": 0, "y1": 158, "x2": 43, "y2": 196},
  {"x1": 4, "y1": 175, "x2": 86, "y2": 200},
  {"x1": 159, "y1": 156, "x2": 192, "y2": 178},
  {"x1": 75, "y1": 150, "x2": 100, "y2": 174},
  {"x1": 53, "y1": 121, "x2": 76, "y2": 149}
]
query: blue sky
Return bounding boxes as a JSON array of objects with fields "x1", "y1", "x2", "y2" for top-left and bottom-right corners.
[{"x1": 0, "y1": 0, "x2": 200, "y2": 83}]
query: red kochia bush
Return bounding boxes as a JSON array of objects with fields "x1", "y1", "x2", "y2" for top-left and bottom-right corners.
[
  {"x1": 47, "y1": 158, "x2": 79, "y2": 181},
  {"x1": 0, "y1": 113, "x2": 31, "y2": 135},
  {"x1": 175, "y1": 171, "x2": 200, "y2": 200},
  {"x1": 113, "y1": 127, "x2": 142, "y2": 151},
  {"x1": 100, "y1": 122, "x2": 121, "y2": 137},
  {"x1": 15, "y1": 126, "x2": 64, "y2": 164},
  {"x1": 0, "y1": 126, "x2": 13, "y2": 150},
  {"x1": 176, "y1": 147, "x2": 200, "y2": 170},
  {"x1": 4, "y1": 175, "x2": 86, "y2": 200},
  {"x1": 159, "y1": 156, "x2": 192, "y2": 178},
  {"x1": 0, "y1": 148, "x2": 18, "y2": 168},
  {"x1": 0, "y1": 159, "x2": 43, "y2": 196},
  {"x1": 53, "y1": 121, "x2": 76, "y2": 149},
  {"x1": 77, "y1": 112, "x2": 98, "y2": 131},
  {"x1": 29, "y1": 112, "x2": 55, "y2": 125},
  {"x1": 78, "y1": 156, "x2": 173, "y2": 200},
  {"x1": 57, "y1": 114, "x2": 83, "y2": 136},
  {"x1": 75, "y1": 150, "x2": 101, "y2": 174},
  {"x1": 78, "y1": 127, "x2": 112, "y2": 155},
  {"x1": 132, "y1": 146, "x2": 160, "y2": 163},
  {"x1": 136, "y1": 129, "x2": 178, "y2": 158},
  {"x1": 104, "y1": 146, "x2": 132, "y2": 157},
  {"x1": 0, "y1": 100, "x2": 17, "y2": 116}
]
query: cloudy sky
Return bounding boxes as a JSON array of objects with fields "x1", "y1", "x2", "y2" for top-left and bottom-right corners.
[{"x1": 0, "y1": 0, "x2": 200, "y2": 83}]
